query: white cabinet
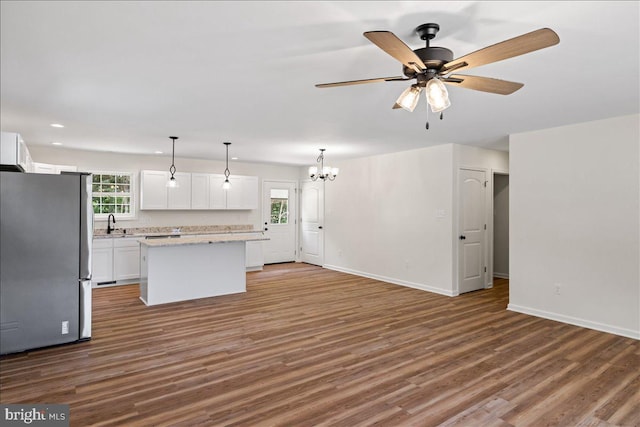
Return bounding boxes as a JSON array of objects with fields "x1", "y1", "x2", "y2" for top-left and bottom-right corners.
[
  {"x1": 1, "y1": 131, "x2": 31, "y2": 171},
  {"x1": 140, "y1": 170, "x2": 169, "y2": 209},
  {"x1": 167, "y1": 172, "x2": 191, "y2": 209},
  {"x1": 143, "y1": 169, "x2": 258, "y2": 210},
  {"x1": 209, "y1": 174, "x2": 227, "y2": 209},
  {"x1": 227, "y1": 176, "x2": 259, "y2": 210},
  {"x1": 245, "y1": 240, "x2": 264, "y2": 271},
  {"x1": 114, "y1": 238, "x2": 141, "y2": 280},
  {"x1": 206, "y1": 174, "x2": 258, "y2": 210},
  {"x1": 33, "y1": 162, "x2": 78, "y2": 174},
  {"x1": 92, "y1": 238, "x2": 141, "y2": 286},
  {"x1": 92, "y1": 239, "x2": 114, "y2": 285},
  {"x1": 191, "y1": 173, "x2": 210, "y2": 209},
  {"x1": 140, "y1": 170, "x2": 192, "y2": 210}
]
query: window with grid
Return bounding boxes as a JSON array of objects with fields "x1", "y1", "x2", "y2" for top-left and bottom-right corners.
[{"x1": 91, "y1": 172, "x2": 135, "y2": 219}]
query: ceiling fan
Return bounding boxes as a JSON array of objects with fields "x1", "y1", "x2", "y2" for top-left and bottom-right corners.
[{"x1": 316, "y1": 23, "x2": 560, "y2": 128}]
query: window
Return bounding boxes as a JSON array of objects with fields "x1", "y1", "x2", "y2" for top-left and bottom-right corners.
[
  {"x1": 92, "y1": 172, "x2": 135, "y2": 219},
  {"x1": 270, "y1": 189, "x2": 289, "y2": 224}
]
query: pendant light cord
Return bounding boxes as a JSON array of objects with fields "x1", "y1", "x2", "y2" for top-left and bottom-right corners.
[
  {"x1": 224, "y1": 142, "x2": 231, "y2": 180},
  {"x1": 169, "y1": 136, "x2": 178, "y2": 177}
]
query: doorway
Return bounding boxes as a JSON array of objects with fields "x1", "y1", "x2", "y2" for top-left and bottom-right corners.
[
  {"x1": 262, "y1": 180, "x2": 297, "y2": 264},
  {"x1": 493, "y1": 173, "x2": 509, "y2": 279}
]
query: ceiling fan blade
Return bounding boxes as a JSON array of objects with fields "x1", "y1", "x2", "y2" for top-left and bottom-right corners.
[
  {"x1": 315, "y1": 76, "x2": 408, "y2": 88},
  {"x1": 440, "y1": 28, "x2": 559, "y2": 74},
  {"x1": 443, "y1": 75, "x2": 524, "y2": 95},
  {"x1": 364, "y1": 31, "x2": 426, "y2": 72}
]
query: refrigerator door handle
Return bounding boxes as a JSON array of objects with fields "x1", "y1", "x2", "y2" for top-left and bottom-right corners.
[{"x1": 79, "y1": 280, "x2": 92, "y2": 339}]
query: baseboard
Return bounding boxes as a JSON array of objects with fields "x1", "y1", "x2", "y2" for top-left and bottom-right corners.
[
  {"x1": 493, "y1": 272, "x2": 509, "y2": 279},
  {"x1": 507, "y1": 303, "x2": 639, "y2": 340},
  {"x1": 323, "y1": 264, "x2": 456, "y2": 297}
]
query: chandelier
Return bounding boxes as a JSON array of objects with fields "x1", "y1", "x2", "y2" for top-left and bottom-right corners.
[{"x1": 309, "y1": 149, "x2": 339, "y2": 181}]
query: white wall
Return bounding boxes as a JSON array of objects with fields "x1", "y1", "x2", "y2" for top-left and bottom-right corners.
[
  {"x1": 29, "y1": 146, "x2": 300, "y2": 230},
  {"x1": 323, "y1": 144, "x2": 455, "y2": 295},
  {"x1": 509, "y1": 114, "x2": 639, "y2": 339},
  {"x1": 493, "y1": 174, "x2": 509, "y2": 277}
]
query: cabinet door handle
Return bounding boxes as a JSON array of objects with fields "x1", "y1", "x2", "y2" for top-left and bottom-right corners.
[{"x1": 318, "y1": 226, "x2": 323, "y2": 229}]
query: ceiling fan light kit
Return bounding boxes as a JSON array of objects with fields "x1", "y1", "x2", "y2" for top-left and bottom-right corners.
[{"x1": 316, "y1": 23, "x2": 559, "y2": 130}]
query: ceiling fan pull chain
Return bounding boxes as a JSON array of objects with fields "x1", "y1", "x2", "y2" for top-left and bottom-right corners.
[
  {"x1": 425, "y1": 105, "x2": 430, "y2": 130},
  {"x1": 440, "y1": 112, "x2": 444, "y2": 120}
]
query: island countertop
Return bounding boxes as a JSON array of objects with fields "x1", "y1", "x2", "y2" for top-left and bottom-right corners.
[{"x1": 139, "y1": 233, "x2": 268, "y2": 247}]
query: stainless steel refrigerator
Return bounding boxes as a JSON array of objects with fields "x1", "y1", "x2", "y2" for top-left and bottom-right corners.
[{"x1": 0, "y1": 171, "x2": 93, "y2": 354}]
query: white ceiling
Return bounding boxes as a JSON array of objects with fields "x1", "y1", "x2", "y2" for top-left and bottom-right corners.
[{"x1": 1, "y1": 1, "x2": 638, "y2": 166}]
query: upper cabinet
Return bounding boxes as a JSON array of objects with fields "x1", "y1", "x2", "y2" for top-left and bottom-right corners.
[
  {"x1": 227, "y1": 175, "x2": 258, "y2": 210},
  {"x1": 141, "y1": 170, "x2": 257, "y2": 210},
  {"x1": 1, "y1": 131, "x2": 32, "y2": 172},
  {"x1": 140, "y1": 170, "x2": 191, "y2": 210},
  {"x1": 33, "y1": 162, "x2": 78, "y2": 174}
]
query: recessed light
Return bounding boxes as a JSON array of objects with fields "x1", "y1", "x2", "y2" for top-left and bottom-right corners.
[
  {"x1": 154, "y1": 151, "x2": 163, "y2": 154},
  {"x1": 231, "y1": 157, "x2": 239, "y2": 160},
  {"x1": 51, "y1": 142, "x2": 63, "y2": 146},
  {"x1": 50, "y1": 123, "x2": 64, "y2": 128}
]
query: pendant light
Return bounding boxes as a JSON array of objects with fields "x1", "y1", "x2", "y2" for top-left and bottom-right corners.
[
  {"x1": 222, "y1": 142, "x2": 231, "y2": 190},
  {"x1": 166, "y1": 136, "x2": 179, "y2": 188},
  {"x1": 309, "y1": 149, "x2": 339, "y2": 181}
]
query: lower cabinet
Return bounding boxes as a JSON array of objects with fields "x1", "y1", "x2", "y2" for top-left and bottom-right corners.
[
  {"x1": 245, "y1": 241, "x2": 264, "y2": 271},
  {"x1": 92, "y1": 239, "x2": 114, "y2": 284},
  {"x1": 92, "y1": 238, "x2": 141, "y2": 286},
  {"x1": 114, "y1": 239, "x2": 141, "y2": 280}
]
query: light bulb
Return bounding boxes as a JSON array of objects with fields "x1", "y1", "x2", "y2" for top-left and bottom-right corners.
[
  {"x1": 166, "y1": 176, "x2": 179, "y2": 188},
  {"x1": 395, "y1": 85, "x2": 422, "y2": 112},
  {"x1": 425, "y1": 78, "x2": 451, "y2": 113},
  {"x1": 222, "y1": 179, "x2": 231, "y2": 190},
  {"x1": 331, "y1": 167, "x2": 339, "y2": 176}
]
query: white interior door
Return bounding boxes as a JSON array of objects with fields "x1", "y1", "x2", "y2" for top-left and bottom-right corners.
[
  {"x1": 301, "y1": 180, "x2": 324, "y2": 266},
  {"x1": 262, "y1": 181, "x2": 297, "y2": 264},
  {"x1": 458, "y1": 168, "x2": 486, "y2": 294}
]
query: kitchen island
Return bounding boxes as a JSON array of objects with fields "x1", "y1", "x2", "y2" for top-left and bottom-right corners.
[{"x1": 139, "y1": 233, "x2": 267, "y2": 306}]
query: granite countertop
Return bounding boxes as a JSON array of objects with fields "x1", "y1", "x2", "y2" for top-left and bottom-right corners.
[
  {"x1": 140, "y1": 233, "x2": 268, "y2": 247},
  {"x1": 94, "y1": 224, "x2": 259, "y2": 239}
]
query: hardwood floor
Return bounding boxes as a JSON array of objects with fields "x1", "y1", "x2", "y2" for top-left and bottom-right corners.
[{"x1": 1, "y1": 264, "x2": 638, "y2": 426}]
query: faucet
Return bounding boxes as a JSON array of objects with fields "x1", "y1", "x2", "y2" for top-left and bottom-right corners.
[{"x1": 107, "y1": 214, "x2": 116, "y2": 234}]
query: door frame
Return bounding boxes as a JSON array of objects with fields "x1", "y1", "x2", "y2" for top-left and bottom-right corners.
[
  {"x1": 261, "y1": 179, "x2": 299, "y2": 264},
  {"x1": 490, "y1": 169, "x2": 509, "y2": 284},
  {"x1": 455, "y1": 166, "x2": 490, "y2": 295}
]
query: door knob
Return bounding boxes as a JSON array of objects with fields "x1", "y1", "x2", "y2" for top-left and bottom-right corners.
[{"x1": 459, "y1": 235, "x2": 466, "y2": 240}]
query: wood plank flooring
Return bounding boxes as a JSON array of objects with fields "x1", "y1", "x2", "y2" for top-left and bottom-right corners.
[{"x1": 1, "y1": 263, "x2": 638, "y2": 426}]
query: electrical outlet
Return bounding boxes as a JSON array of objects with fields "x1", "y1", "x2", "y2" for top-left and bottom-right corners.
[
  {"x1": 61, "y1": 321, "x2": 69, "y2": 335},
  {"x1": 554, "y1": 284, "x2": 561, "y2": 295}
]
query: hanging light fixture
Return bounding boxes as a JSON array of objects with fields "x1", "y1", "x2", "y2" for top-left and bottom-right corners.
[
  {"x1": 309, "y1": 149, "x2": 339, "y2": 181},
  {"x1": 166, "y1": 136, "x2": 179, "y2": 188},
  {"x1": 425, "y1": 77, "x2": 451, "y2": 112},
  {"x1": 222, "y1": 142, "x2": 232, "y2": 190}
]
